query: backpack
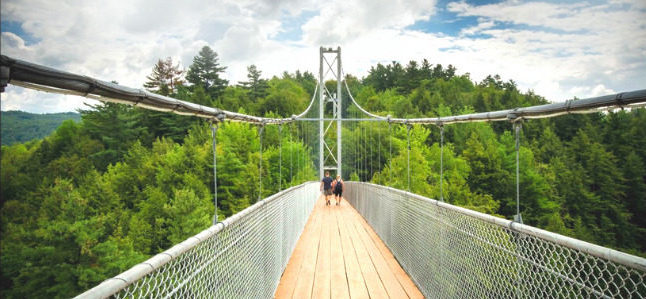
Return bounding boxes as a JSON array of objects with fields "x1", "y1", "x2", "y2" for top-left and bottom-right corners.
[{"x1": 334, "y1": 179, "x2": 343, "y2": 192}]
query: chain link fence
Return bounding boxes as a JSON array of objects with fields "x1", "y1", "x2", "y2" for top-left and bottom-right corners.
[
  {"x1": 76, "y1": 182, "x2": 319, "y2": 298},
  {"x1": 345, "y1": 182, "x2": 646, "y2": 298}
]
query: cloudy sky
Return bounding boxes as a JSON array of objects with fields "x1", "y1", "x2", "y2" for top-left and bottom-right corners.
[{"x1": 1, "y1": 0, "x2": 645, "y2": 113}]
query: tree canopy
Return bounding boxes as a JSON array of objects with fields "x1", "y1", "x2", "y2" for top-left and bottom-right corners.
[
  {"x1": 1, "y1": 49, "x2": 644, "y2": 298},
  {"x1": 186, "y1": 46, "x2": 228, "y2": 99}
]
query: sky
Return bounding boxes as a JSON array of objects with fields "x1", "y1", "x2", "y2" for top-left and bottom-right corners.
[{"x1": 1, "y1": 0, "x2": 645, "y2": 113}]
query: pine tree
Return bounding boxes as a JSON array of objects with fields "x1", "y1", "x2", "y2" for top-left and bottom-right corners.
[
  {"x1": 186, "y1": 46, "x2": 228, "y2": 99},
  {"x1": 143, "y1": 57, "x2": 184, "y2": 96},
  {"x1": 238, "y1": 65, "x2": 268, "y2": 102},
  {"x1": 80, "y1": 102, "x2": 145, "y2": 169}
]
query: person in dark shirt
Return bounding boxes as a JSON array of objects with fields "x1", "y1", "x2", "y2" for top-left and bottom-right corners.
[
  {"x1": 320, "y1": 171, "x2": 334, "y2": 206},
  {"x1": 332, "y1": 175, "x2": 344, "y2": 206}
]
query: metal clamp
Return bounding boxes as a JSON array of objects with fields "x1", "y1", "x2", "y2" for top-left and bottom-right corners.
[
  {"x1": 615, "y1": 92, "x2": 625, "y2": 110},
  {"x1": 0, "y1": 65, "x2": 11, "y2": 92}
]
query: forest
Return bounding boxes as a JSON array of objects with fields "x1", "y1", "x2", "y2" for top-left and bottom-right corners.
[
  {"x1": 1, "y1": 46, "x2": 645, "y2": 298},
  {"x1": 1, "y1": 111, "x2": 81, "y2": 145}
]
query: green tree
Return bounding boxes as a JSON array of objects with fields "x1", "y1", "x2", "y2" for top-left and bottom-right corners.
[
  {"x1": 238, "y1": 65, "x2": 268, "y2": 102},
  {"x1": 0, "y1": 111, "x2": 81, "y2": 146},
  {"x1": 257, "y1": 78, "x2": 308, "y2": 117},
  {"x1": 186, "y1": 46, "x2": 228, "y2": 99},
  {"x1": 80, "y1": 103, "x2": 145, "y2": 169}
]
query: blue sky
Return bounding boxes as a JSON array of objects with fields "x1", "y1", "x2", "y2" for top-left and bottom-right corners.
[
  {"x1": 1, "y1": 20, "x2": 39, "y2": 45},
  {"x1": 407, "y1": 0, "x2": 495, "y2": 36},
  {"x1": 1, "y1": 0, "x2": 645, "y2": 113},
  {"x1": 274, "y1": 10, "x2": 320, "y2": 42}
]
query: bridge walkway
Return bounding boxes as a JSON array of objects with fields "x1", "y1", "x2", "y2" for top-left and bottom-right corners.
[{"x1": 275, "y1": 196, "x2": 423, "y2": 299}]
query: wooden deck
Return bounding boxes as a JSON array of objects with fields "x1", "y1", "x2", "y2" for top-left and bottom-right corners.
[{"x1": 275, "y1": 196, "x2": 424, "y2": 299}]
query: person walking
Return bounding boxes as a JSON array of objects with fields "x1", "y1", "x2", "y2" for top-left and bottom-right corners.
[
  {"x1": 333, "y1": 175, "x2": 344, "y2": 206},
  {"x1": 320, "y1": 171, "x2": 334, "y2": 206}
]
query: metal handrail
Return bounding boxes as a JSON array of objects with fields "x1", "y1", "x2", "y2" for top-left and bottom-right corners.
[
  {"x1": 75, "y1": 182, "x2": 319, "y2": 298},
  {"x1": 345, "y1": 182, "x2": 646, "y2": 298}
]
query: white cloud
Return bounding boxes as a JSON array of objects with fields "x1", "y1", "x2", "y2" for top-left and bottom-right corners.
[
  {"x1": 440, "y1": 0, "x2": 646, "y2": 101},
  {"x1": 569, "y1": 84, "x2": 616, "y2": 99},
  {"x1": 1, "y1": 32, "x2": 31, "y2": 54},
  {"x1": 1, "y1": 85, "x2": 101, "y2": 113},
  {"x1": 460, "y1": 18, "x2": 495, "y2": 36},
  {"x1": 1, "y1": 0, "x2": 644, "y2": 113},
  {"x1": 302, "y1": 0, "x2": 437, "y2": 45}
]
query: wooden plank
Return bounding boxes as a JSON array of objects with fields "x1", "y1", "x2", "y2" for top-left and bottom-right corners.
[
  {"x1": 274, "y1": 197, "x2": 320, "y2": 298},
  {"x1": 335, "y1": 202, "x2": 370, "y2": 299},
  {"x1": 292, "y1": 198, "x2": 324, "y2": 298},
  {"x1": 312, "y1": 204, "x2": 331, "y2": 299},
  {"x1": 338, "y1": 203, "x2": 389, "y2": 299},
  {"x1": 275, "y1": 196, "x2": 323, "y2": 299},
  {"x1": 330, "y1": 202, "x2": 350, "y2": 299},
  {"x1": 347, "y1": 207, "x2": 409, "y2": 299},
  {"x1": 276, "y1": 196, "x2": 423, "y2": 299},
  {"x1": 353, "y1": 207, "x2": 425, "y2": 299}
]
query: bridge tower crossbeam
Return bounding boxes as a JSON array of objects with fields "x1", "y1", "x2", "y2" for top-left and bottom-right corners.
[{"x1": 318, "y1": 46, "x2": 343, "y2": 179}]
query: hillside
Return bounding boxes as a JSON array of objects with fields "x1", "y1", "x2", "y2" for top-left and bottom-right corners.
[{"x1": 1, "y1": 111, "x2": 81, "y2": 145}]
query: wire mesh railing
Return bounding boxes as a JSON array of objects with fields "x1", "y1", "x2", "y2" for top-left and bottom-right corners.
[
  {"x1": 75, "y1": 182, "x2": 319, "y2": 298},
  {"x1": 345, "y1": 182, "x2": 646, "y2": 298}
]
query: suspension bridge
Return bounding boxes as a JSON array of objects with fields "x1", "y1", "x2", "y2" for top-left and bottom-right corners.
[{"x1": 1, "y1": 48, "x2": 646, "y2": 298}]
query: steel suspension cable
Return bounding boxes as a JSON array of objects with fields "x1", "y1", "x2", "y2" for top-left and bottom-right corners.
[
  {"x1": 341, "y1": 72, "x2": 388, "y2": 120},
  {"x1": 358, "y1": 122, "x2": 361, "y2": 180},
  {"x1": 305, "y1": 121, "x2": 308, "y2": 181},
  {"x1": 356, "y1": 122, "x2": 360, "y2": 180},
  {"x1": 289, "y1": 123, "x2": 293, "y2": 185},
  {"x1": 258, "y1": 124, "x2": 264, "y2": 201},
  {"x1": 210, "y1": 122, "x2": 219, "y2": 225},
  {"x1": 306, "y1": 121, "x2": 309, "y2": 181},
  {"x1": 356, "y1": 114, "x2": 359, "y2": 179},
  {"x1": 407, "y1": 124, "x2": 412, "y2": 192},
  {"x1": 369, "y1": 123, "x2": 373, "y2": 180},
  {"x1": 356, "y1": 118, "x2": 359, "y2": 179},
  {"x1": 514, "y1": 121, "x2": 523, "y2": 223},
  {"x1": 338, "y1": 68, "x2": 646, "y2": 125},
  {"x1": 389, "y1": 122, "x2": 392, "y2": 186},
  {"x1": 1, "y1": 56, "x2": 329, "y2": 126},
  {"x1": 440, "y1": 125, "x2": 444, "y2": 202},
  {"x1": 357, "y1": 112, "x2": 360, "y2": 179},
  {"x1": 306, "y1": 123, "x2": 309, "y2": 180},
  {"x1": 296, "y1": 123, "x2": 303, "y2": 183},
  {"x1": 278, "y1": 124, "x2": 282, "y2": 191},
  {"x1": 378, "y1": 122, "x2": 381, "y2": 174},
  {"x1": 302, "y1": 121, "x2": 306, "y2": 182},
  {"x1": 513, "y1": 121, "x2": 524, "y2": 299},
  {"x1": 3, "y1": 56, "x2": 645, "y2": 127},
  {"x1": 350, "y1": 111, "x2": 359, "y2": 179},
  {"x1": 299, "y1": 122, "x2": 303, "y2": 182},
  {"x1": 363, "y1": 125, "x2": 368, "y2": 181},
  {"x1": 357, "y1": 121, "x2": 361, "y2": 180}
]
